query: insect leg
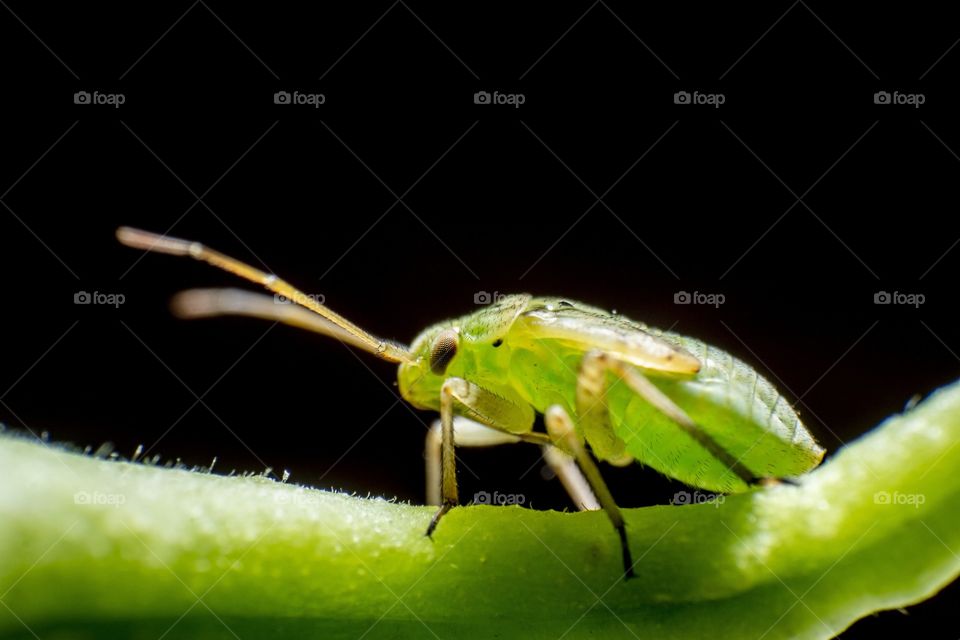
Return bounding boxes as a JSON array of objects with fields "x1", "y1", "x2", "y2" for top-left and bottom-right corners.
[
  {"x1": 425, "y1": 417, "x2": 521, "y2": 506},
  {"x1": 423, "y1": 416, "x2": 599, "y2": 511},
  {"x1": 580, "y1": 350, "x2": 756, "y2": 485},
  {"x1": 545, "y1": 405, "x2": 634, "y2": 579},
  {"x1": 540, "y1": 445, "x2": 601, "y2": 511},
  {"x1": 425, "y1": 377, "x2": 536, "y2": 537}
]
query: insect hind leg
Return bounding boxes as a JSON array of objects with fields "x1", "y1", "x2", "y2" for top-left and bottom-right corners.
[{"x1": 578, "y1": 349, "x2": 758, "y2": 486}]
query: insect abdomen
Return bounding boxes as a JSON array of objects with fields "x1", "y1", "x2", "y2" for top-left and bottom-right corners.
[{"x1": 610, "y1": 332, "x2": 824, "y2": 492}]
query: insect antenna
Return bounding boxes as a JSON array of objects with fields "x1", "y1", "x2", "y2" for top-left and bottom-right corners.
[{"x1": 116, "y1": 227, "x2": 414, "y2": 364}]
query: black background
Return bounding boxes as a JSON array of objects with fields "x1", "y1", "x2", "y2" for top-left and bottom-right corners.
[{"x1": 1, "y1": 2, "x2": 959, "y2": 637}]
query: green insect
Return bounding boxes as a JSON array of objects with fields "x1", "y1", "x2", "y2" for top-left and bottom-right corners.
[{"x1": 117, "y1": 227, "x2": 826, "y2": 579}]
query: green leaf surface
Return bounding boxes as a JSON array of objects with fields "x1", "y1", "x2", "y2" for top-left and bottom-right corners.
[{"x1": 2, "y1": 380, "x2": 960, "y2": 639}]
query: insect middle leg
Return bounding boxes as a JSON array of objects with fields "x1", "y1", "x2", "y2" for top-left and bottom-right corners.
[
  {"x1": 553, "y1": 348, "x2": 767, "y2": 578},
  {"x1": 425, "y1": 416, "x2": 600, "y2": 511},
  {"x1": 544, "y1": 404, "x2": 635, "y2": 578}
]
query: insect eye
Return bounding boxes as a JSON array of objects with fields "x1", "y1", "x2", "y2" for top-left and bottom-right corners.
[{"x1": 429, "y1": 330, "x2": 459, "y2": 376}]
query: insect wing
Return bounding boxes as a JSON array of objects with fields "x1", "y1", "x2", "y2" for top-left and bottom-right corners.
[{"x1": 517, "y1": 304, "x2": 701, "y2": 376}]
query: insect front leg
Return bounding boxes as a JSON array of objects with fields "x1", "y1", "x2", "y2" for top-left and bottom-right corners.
[
  {"x1": 578, "y1": 350, "x2": 757, "y2": 485},
  {"x1": 425, "y1": 377, "x2": 535, "y2": 537},
  {"x1": 425, "y1": 417, "x2": 520, "y2": 506}
]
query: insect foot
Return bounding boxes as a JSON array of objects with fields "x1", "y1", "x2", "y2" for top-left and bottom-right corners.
[{"x1": 425, "y1": 501, "x2": 456, "y2": 539}]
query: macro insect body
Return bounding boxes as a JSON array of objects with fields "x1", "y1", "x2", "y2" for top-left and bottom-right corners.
[{"x1": 117, "y1": 227, "x2": 826, "y2": 579}]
